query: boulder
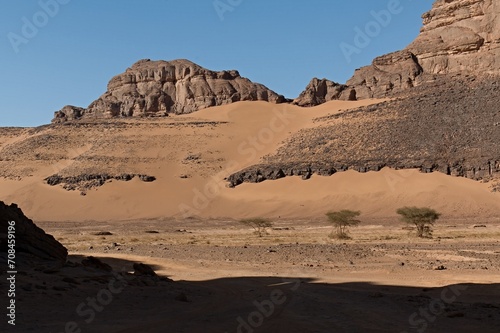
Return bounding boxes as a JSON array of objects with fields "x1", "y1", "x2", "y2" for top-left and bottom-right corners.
[
  {"x1": 293, "y1": 78, "x2": 348, "y2": 106},
  {"x1": 52, "y1": 105, "x2": 86, "y2": 123},
  {"x1": 133, "y1": 263, "x2": 157, "y2": 277},
  {"x1": 81, "y1": 256, "x2": 113, "y2": 272}
]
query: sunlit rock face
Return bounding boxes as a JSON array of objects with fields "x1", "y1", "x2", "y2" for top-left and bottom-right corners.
[{"x1": 53, "y1": 59, "x2": 285, "y2": 122}]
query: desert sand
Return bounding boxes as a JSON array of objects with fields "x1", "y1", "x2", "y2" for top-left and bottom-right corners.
[{"x1": 1, "y1": 100, "x2": 499, "y2": 223}]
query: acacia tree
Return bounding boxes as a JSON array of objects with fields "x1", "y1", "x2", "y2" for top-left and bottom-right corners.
[
  {"x1": 396, "y1": 207, "x2": 441, "y2": 238},
  {"x1": 239, "y1": 218, "x2": 273, "y2": 237},
  {"x1": 326, "y1": 210, "x2": 361, "y2": 239}
]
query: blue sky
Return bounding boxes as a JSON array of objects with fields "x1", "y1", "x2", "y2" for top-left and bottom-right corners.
[{"x1": 0, "y1": 0, "x2": 434, "y2": 127}]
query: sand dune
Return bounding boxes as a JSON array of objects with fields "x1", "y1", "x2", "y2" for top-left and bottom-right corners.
[{"x1": 1, "y1": 100, "x2": 499, "y2": 222}]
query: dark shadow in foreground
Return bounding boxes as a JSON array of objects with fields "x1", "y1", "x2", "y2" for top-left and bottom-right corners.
[{"x1": 5, "y1": 255, "x2": 500, "y2": 333}]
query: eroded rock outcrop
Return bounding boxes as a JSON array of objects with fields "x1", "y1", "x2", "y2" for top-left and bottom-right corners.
[
  {"x1": 45, "y1": 173, "x2": 156, "y2": 193},
  {"x1": 296, "y1": 0, "x2": 500, "y2": 104},
  {"x1": 53, "y1": 59, "x2": 285, "y2": 122},
  {"x1": 408, "y1": 0, "x2": 500, "y2": 75},
  {"x1": 294, "y1": 50, "x2": 425, "y2": 104},
  {"x1": 0, "y1": 201, "x2": 67, "y2": 262},
  {"x1": 293, "y1": 78, "x2": 351, "y2": 106},
  {"x1": 344, "y1": 50, "x2": 425, "y2": 100}
]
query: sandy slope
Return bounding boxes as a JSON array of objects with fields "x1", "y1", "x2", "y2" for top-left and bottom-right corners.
[{"x1": 1, "y1": 100, "x2": 499, "y2": 222}]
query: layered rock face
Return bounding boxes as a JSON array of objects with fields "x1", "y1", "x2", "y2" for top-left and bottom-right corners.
[
  {"x1": 0, "y1": 201, "x2": 67, "y2": 262},
  {"x1": 408, "y1": 0, "x2": 500, "y2": 75},
  {"x1": 295, "y1": 0, "x2": 500, "y2": 103},
  {"x1": 53, "y1": 59, "x2": 285, "y2": 122}
]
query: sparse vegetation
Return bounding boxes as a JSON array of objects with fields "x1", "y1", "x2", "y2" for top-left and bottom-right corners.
[
  {"x1": 396, "y1": 206, "x2": 441, "y2": 238},
  {"x1": 326, "y1": 210, "x2": 361, "y2": 239},
  {"x1": 239, "y1": 218, "x2": 273, "y2": 237}
]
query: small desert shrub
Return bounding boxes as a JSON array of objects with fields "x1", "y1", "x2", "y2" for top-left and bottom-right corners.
[
  {"x1": 326, "y1": 210, "x2": 361, "y2": 239},
  {"x1": 396, "y1": 206, "x2": 441, "y2": 238},
  {"x1": 240, "y1": 218, "x2": 273, "y2": 237}
]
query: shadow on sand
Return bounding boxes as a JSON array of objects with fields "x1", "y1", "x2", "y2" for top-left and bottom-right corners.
[{"x1": 12, "y1": 255, "x2": 500, "y2": 333}]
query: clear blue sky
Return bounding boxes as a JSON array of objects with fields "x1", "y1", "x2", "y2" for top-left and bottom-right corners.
[{"x1": 0, "y1": 0, "x2": 434, "y2": 127}]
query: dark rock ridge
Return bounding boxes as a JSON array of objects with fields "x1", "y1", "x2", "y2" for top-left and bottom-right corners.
[
  {"x1": 228, "y1": 161, "x2": 500, "y2": 188},
  {"x1": 295, "y1": 0, "x2": 500, "y2": 105},
  {"x1": 230, "y1": 74, "x2": 500, "y2": 186},
  {"x1": 0, "y1": 201, "x2": 67, "y2": 262},
  {"x1": 45, "y1": 173, "x2": 156, "y2": 192},
  {"x1": 53, "y1": 59, "x2": 286, "y2": 122}
]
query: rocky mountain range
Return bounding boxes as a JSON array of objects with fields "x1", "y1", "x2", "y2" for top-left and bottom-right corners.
[
  {"x1": 52, "y1": 1, "x2": 500, "y2": 121},
  {"x1": 17, "y1": 0, "x2": 500, "y2": 190}
]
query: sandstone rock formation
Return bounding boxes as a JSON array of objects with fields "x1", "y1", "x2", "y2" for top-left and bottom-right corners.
[
  {"x1": 293, "y1": 51, "x2": 428, "y2": 104},
  {"x1": 295, "y1": 0, "x2": 500, "y2": 104},
  {"x1": 343, "y1": 50, "x2": 425, "y2": 100},
  {"x1": 408, "y1": 0, "x2": 500, "y2": 75},
  {"x1": 0, "y1": 201, "x2": 67, "y2": 262},
  {"x1": 53, "y1": 59, "x2": 285, "y2": 122}
]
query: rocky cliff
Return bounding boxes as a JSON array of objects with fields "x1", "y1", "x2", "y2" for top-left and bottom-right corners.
[
  {"x1": 53, "y1": 59, "x2": 285, "y2": 122},
  {"x1": 294, "y1": 0, "x2": 500, "y2": 104},
  {"x1": 408, "y1": 0, "x2": 500, "y2": 75}
]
